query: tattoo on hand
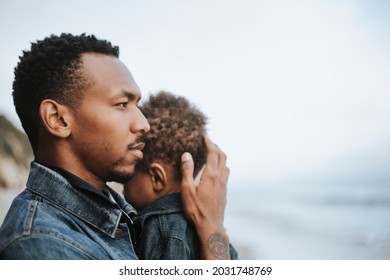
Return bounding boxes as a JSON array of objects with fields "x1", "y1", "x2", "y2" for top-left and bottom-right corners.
[{"x1": 208, "y1": 233, "x2": 229, "y2": 259}]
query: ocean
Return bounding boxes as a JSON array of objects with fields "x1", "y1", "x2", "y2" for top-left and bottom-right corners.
[
  {"x1": 225, "y1": 182, "x2": 390, "y2": 259},
  {"x1": 1, "y1": 183, "x2": 389, "y2": 260}
]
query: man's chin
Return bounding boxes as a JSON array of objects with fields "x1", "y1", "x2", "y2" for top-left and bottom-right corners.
[
  {"x1": 108, "y1": 156, "x2": 137, "y2": 184},
  {"x1": 108, "y1": 168, "x2": 134, "y2": 184}
]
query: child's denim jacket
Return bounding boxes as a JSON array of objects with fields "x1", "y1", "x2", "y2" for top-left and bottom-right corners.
[{"x1": 133, "y1": 192, "x2": 238, "y2": 260}]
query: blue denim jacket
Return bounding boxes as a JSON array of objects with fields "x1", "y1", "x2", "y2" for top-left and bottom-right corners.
[
  {"x1": 134, "y1": 192, "x2": 238, "y2": 260},
  {"x1": 0, "y1": 161, "x2": 138, "y2": 259}
]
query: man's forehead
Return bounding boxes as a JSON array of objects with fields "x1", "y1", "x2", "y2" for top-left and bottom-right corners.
[
  {"x1": 80, "y1": 52, "x2": 122, "y2": 71},
  {"x1": 80, "y1": 52, "x2": 141, "y2": 96}
]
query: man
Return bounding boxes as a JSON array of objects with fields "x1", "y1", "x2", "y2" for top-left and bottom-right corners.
[{"x1": 0, "y1": 33, "x2": 231, "y2": 259}]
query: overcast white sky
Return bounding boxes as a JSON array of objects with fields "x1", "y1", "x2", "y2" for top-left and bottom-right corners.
[{"x1": 1, "y1": 0, "x2": 389, "y2": 187}]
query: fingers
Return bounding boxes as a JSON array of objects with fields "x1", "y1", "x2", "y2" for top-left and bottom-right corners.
[
  {"x1": 181, "y1": 137, "x2": 229, "y2": 189},
  {"x1": 203, "y1": 137, "x2": 229, "y2": 184},
  {"x1": 180, "y1": 152, "x2": 195, "y2": 192},
  {"x1": 204, "y1": 137, "x2": 218, "y2": 172},
  {"x1": 180, "y1": 152, "x2": 198, "y2": 224},
  {"x1": 217, "y1": 142, "x2": 228, "y2": 177}
]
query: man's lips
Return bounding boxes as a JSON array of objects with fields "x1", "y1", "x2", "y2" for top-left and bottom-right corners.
[
  {"x1": 129, "y1": 142, "x2": 145, "y2": 151},
  {"x1": 128, "y1": 142, "x2": 145, "y2": 160}
]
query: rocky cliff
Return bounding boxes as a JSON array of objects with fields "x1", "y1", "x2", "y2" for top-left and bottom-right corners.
[{"x1": 0, "y1": 114, "x2": 33, "y2": 189}]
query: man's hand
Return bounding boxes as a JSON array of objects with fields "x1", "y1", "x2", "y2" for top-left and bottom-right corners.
[{"x1": 180, "y1": 137, "x2": 230, "y2": 259}]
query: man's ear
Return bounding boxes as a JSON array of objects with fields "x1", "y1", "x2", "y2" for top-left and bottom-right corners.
[
  {"x1": 149, "y1": 162, "x2": 167, "y2": 193},
  {"x1": 39, "y1": 99, "x2": 72, "y2": 138}
]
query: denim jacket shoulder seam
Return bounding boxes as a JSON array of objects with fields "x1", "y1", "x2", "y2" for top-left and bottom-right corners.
[
  {"x1": 137, "y1": 209, "x2": 181, "y2": 229},
  {"x1": 157, "y1": 215, "x2": 168, "y2": 242},
  {"x1": 22, "y1": 199, "x2": 39, "y2": 235}
]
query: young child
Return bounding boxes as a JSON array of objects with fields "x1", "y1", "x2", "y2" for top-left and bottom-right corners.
[{"x1": 124, "y1": 91, "x2": 238, "y2": 260}]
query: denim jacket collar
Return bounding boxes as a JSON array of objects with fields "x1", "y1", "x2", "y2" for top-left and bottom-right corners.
[{"x1": 26, "y1": 161, "x2": 136, "y2": 238}]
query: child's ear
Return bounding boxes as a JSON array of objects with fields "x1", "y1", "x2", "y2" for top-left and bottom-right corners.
[
  {"x1": 149, "y1": 162, "x2": 167, "y2": 192},
  {"x1": 39, "y1": 99, "x2": 72, "y2": 138}
]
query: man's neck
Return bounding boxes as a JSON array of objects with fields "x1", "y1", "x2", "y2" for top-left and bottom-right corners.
[
  {"x1": 34, "y1": 155, "x2": 106, "y2": 192},
  {"x1": 35, "y1": 159, "x2": 107, "y2": 194}
]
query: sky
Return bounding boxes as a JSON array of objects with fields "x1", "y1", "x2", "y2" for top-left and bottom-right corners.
[{"x1": 1, "y1": 0, "x2": 389, "y2": 187}]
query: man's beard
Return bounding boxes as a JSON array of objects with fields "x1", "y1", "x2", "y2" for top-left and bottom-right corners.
[
  {"x1": 107, "y1": 156, "x2": 134, "y2": 184},
  {"x1": 107, "y1": 135, "x2": 144, "y2": 184}
]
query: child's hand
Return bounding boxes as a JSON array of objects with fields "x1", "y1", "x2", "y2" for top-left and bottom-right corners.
[{"x1": 180, "y1": 137, "x2": 230, "y2": 259}]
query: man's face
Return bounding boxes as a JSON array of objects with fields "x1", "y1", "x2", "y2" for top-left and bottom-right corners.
[{"x1": 69, "y1": 53, "x2": 150, "y2": 184}]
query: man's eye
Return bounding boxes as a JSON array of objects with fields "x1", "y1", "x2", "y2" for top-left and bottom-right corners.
[{"x1": 117, "y1": 103, "x2": 128, "y2": 108}]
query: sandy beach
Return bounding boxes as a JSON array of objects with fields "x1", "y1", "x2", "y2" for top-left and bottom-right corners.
[{"x1": 0, "y1": 188, "x2": 22, "y2": 223}]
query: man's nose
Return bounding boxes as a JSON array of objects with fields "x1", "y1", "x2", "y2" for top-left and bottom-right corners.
[{"x1": 130, "y1": 108, "x2": 150, "y2": 134}]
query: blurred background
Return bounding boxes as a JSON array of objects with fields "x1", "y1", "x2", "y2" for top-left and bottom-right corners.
[{"x1": 0, "y1": 0, "x2": 389, "y2": 259}]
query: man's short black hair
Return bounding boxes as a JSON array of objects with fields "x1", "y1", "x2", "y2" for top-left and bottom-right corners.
[
  {"x1": 13, "y1": 33, "x2": 119, "y2": 152},
  {"x1": 139, "y1": 91, "x2": 207, "y2": 180}
]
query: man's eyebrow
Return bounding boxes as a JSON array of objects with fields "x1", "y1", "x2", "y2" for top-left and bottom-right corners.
[{"x1": 118, "y1": 90, "x2": 141, "y2": 102}]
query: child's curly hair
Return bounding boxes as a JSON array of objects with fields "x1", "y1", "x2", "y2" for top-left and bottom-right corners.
[{"x1": 139, "y1": 91, "x2": 207, "y2": 180}]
